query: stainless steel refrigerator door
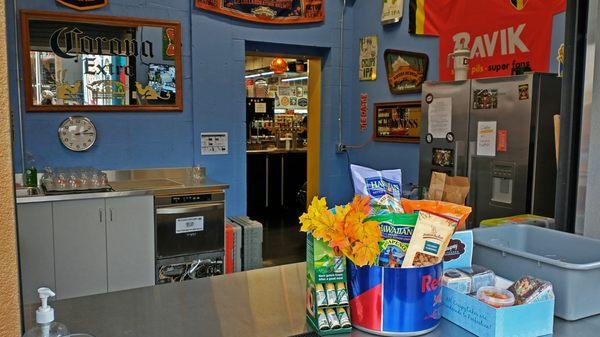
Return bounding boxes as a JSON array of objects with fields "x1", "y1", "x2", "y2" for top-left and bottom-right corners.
[
  {"x1": 419, "y1": 80, "x2": 471, "y2": 189},
  {"x1": 468, "y1": 75, "x2": 534, "y2": 227}
]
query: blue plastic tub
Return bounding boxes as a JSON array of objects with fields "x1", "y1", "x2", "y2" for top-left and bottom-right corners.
[
  {"x1": 473, "y1": 224, "x2": 600, "y2": 320},
  {"x1": 348, "y1": 262, "x2": 443, "y2": 336}
]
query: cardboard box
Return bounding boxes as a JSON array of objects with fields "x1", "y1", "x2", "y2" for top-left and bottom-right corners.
[
  {"x1": 442, "y1": 277, "x2": 554, "y2": 337},
  {"x1": 306, "y1": 233, "x2": 352, "y2": 335}
]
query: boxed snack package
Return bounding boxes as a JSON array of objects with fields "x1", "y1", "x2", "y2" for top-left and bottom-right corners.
[
  {"x1": 306, "y1": 233, "x2": 351, "y2": 335},
  {"x1": 443, "y1": 230, "x2": 473, "y2": 269},
  {"x1": 508, "y1": 276, "x2": 554, "y2": 305},
  {"x1": 443, "y1": 274, "x2": 555, "y2": 337},
  {"x1": 367, "y1": 212, "x2": 418, "y2": 267},
  {"x1": 458, "y1": 265, "x2": 496, "y2": 294},
  {"x1": 401, "y1": 199, "x2": 472, "y2": 231},
  {"x1": 401, "y1": 211, "x2": 458, "y2": 268}
]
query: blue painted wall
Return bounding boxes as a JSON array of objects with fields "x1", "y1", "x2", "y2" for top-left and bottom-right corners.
[
  {"x1": 7, "y1": 0, "x2": 356, "y2": 215},
  {"x1": 7, "y1": 0, "x2": 566, "y2": 215},
  {"x1": 346, "y1": 0, "x2": 566, "y2": 187}
]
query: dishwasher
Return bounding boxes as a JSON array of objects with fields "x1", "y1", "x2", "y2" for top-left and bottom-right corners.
[{"x1": 154, "y1": 191, "x2": 225, "y2": 283}]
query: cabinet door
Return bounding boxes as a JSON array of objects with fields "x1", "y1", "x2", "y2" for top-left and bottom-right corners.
[
  {"x1": 17, "y1": 203, "x2": 55, "y2": 304},
  {"x1": 106, "y1": 196, "x2": 155, "y2": 292},
  {"x1": 53, "y1": 199, "x2": 108, "y2": 299}
]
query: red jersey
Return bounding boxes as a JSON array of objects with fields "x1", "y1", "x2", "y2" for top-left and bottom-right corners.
[{"x1": 409, "y1": 0, "x2": 566, "y2": 80}]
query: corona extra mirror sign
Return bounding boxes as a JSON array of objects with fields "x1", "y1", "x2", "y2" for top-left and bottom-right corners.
[{"x1": 56, "y1": 0, "x2": 108, "y2": 11}]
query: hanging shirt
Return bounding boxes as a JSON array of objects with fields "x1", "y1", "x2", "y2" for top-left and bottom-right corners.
[{"x1": 408, "y1": 0, "x2": 566, "y2": 80}]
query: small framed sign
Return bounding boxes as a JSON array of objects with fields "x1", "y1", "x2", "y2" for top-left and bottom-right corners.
[
  {"x1": 373, "y1": 101, "x2": 421, "y2": 143},
  {"x1": 384, "y1": 49, "x2": 428, "y2": 94}
]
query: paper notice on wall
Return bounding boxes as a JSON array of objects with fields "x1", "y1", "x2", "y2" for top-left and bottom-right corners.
[
  {"x1": 201, "y1": 132, "x2": 228, "y2": 155},
  {"x1": 428, "y1": 97, "x2": 452, "y2": 138},
  {"x1": 477, "y1": 121, "x2": 497, "y2": 156}
]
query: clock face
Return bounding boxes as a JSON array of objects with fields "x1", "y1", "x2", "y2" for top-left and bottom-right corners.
[{"x1": 58, "y1": 116, "x2": 97, "y2": 152}]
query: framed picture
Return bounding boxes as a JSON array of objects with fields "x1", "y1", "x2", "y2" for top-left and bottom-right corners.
[
  {"x1": 384, "y1": 49, "x2": 429, "y2": 94},
  {"x1": 373, "y1": 101, "x2": 421, "y2": 143},
  {"x1": 20, "y1": 10, "x2": 183, "y2": 112}
]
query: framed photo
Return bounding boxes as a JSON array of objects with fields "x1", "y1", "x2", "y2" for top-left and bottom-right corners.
[
  {"x1": 384, "y1": 49, "x2": 429, "y2": 94},
  {"x1": 373, "y1": 101, "x2": 421, "y2": 143}
]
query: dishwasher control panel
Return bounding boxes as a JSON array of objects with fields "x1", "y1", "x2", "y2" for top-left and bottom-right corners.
[{"x1": 171, "y1": 194, "x2": 213, "y2": 204}]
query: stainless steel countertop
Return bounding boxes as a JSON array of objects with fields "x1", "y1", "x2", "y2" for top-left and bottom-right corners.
[
  {"x1": 16, "y1": 168, "x2": 229, "y2": 204},
  {"x1": 247, "y1": 148, "x2": 307, "y2": 154},
  {"x1": 23, "y1": 263, "x2": 600, "y2": 337}
]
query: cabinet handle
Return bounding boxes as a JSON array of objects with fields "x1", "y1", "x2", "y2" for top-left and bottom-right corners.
[
  {"x1": 109, "y1": 208, "x2": 113, "y2": 222},
  {"x1": 99, "y1": 209, "x2": 103, "y2": 223}
]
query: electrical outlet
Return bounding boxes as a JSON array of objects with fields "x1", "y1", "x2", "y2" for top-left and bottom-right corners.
[{"x1": 336, "y1": 143, "x2": 347, "y2": 153}]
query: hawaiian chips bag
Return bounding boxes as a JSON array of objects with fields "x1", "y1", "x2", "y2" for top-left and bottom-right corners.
[
  {"x1": 400, "y1": 199, "x2": 472, "y2": 231},
  {"x1": 401, "y1": 211, "x2": 459, "y2": 268},
  {"x1": 351, "y1": 164, "x2": 403, "y2": 214},
  {"x1": 351, "y1": 164, "x2": 402, "y2": 199},
  {"x1": 367, "y1": 213, "x2": 418, "y2": 268}
]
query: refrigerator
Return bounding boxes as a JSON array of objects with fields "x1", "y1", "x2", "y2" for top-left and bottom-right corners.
[{"x1": 419, "y1": 73, "x2": 562, "y2": 227}]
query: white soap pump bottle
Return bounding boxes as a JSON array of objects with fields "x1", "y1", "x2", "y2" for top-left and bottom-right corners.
[{"x1": 23, "y1": 288, "x2": 70, "y2": 337}]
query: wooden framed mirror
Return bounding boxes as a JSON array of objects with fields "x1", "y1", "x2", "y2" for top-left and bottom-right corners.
[{"x1": 20, "y1": 10, "x2": 183, "y2": 112}]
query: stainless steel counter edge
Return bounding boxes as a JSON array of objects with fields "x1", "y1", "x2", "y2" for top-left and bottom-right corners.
[
  {"x1": 16, "y1": 180, "x2": 230, "y2": 204},
  {"x1": 16, "y1": 189, "x2": 153, "y2": 204}
]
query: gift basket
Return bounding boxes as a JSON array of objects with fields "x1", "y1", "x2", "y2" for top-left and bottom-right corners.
[
  {"x1": 300, "y1": 165, "x2": 472, "y2": 336},
  {"x1": 301, "y1": 164, "x2": 558, "y2": 337}
]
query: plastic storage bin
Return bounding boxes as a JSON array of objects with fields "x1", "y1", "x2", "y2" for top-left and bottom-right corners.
[{"x1": 473, "y1": 224, "x2": 600, "y2": 320}]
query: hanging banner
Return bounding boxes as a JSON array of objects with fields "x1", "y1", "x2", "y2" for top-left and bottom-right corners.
[
  {"x1": 194, "y1": 0, "x2": 324, "y2": 24},
  {"x1": 408, "y1": 0, "x2": 566, "y2": 81},
  {"x1": 56, "y1": 0, "x2": 108, "y2": 10},
  {"x1": 359, "y1": 36, "x2": 378, "y2": 81},
  {"x1": 382, "y1": 0, "x2": 404, "y2": 25}
]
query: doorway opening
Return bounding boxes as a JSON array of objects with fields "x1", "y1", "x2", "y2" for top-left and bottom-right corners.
[{"x1": 245, "y1": 53, "x2": 321, "y2": 267}]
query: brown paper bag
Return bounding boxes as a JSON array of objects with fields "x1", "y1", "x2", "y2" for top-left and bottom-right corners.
[
  {"x1": 442, "y1": 176, "x2": 470, "y2": 205},
  {"x1": 428, "y1": 171, "x2": 446, "y2": 201}
]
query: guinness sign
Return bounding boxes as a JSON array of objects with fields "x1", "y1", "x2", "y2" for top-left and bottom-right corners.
[{"x1": 56, "y1": 0, "x2": 108, "y2": 11}]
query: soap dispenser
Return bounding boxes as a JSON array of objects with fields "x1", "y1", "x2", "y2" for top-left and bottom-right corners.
[{"x1": 23, "y1": 288, "x2": 69, "y2": 337}]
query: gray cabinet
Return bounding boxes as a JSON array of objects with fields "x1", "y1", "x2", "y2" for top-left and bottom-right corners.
[
  {"x1": 17, "y1": 195, "x2": 155, "y2": 303},
  {"x1": 17, "y1": 203, "x2": 55, "y2": 304},
  {"x1": 106, "y1": 196, "x2": 155, "y2": 292},
  {"x1": 53, "y1": 199, "x2": 108, "y2": 299}
]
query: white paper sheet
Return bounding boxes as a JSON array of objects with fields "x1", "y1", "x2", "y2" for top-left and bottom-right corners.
[
  {"x1": 477, "y1": 121, "x2": 497, "y2": 156},
  {"x1": 428, "y1": 97, "x2": 452, "y2": 138}
]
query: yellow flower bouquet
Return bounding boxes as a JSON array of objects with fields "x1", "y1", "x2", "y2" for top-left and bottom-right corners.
[{"x1": 300, "y1": 195, "x2": 383, "y2": 267}]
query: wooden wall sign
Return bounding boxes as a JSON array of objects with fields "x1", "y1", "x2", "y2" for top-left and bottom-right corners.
[
  {"x1": 384, "y1": 49, "x2": 428, "y2": 95},
  {"x1": 56, "y1": 0, "x2": 109, "y2": 11},
  {"x1": 195, "y1": 0, "x2": 324, "y2": 24},
  {"x1": 20, "y1": 10, "x2": 183, "y2": 112},
  {"x1": 373, "y1": 101, "x2": 421, "y2": 143}
]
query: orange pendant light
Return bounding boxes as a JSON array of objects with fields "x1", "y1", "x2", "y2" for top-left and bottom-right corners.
[{"x1": 270, "y1": 57, "x2": 288, "y2": 74}]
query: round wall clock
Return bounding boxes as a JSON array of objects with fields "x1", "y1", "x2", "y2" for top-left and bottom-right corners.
[{"x1": 58, "y1": 116, "x2": 97, "y2": 152}]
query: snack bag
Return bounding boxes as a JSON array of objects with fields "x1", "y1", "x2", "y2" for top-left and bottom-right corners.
[
  {"x1": 400, "y1": 199, "x2": 472, "y2": 230},
  {"x1": 372, "y1": 194, "x2": 403, "y2": 214},
  {"x1": 401, "y1": 211, "x2": 458, "y2": 268},
  {"x1": 367, "y1": 213, "x2": 418, "y2": 267},
  {"x1": 351, "y1": 164, "x2": 402, "y2": 201}
]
